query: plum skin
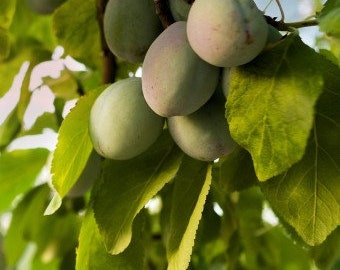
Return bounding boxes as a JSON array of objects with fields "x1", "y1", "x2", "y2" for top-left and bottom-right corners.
[{"x1": 89, "y1": 78, "x2": 165, "y2": 160}]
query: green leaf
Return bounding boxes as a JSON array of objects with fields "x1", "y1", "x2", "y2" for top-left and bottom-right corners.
[
  {"x1": 212, "y1": 146, "x2": 258, "y2": 194},
  {"x1": 76, "y1": 208, "x2": 145, "y2": 270},
  {"x1": 0, "y1": 108, "x2": 21, "y2": 150},
  {"x1": 0, "y1": 148, "x2": 49, "y2": 213},
  {"x1": 20, "y1": 112, "x2": 59, "y2": 136},
  {"x1": 4, "y1": 184, "x2": 51, "y2": 265},
  {"x1": 93, "y1": 131, "x2": 183, "y2": 255},
  {"x1": 164, "y1": 157, "x2": 212, "y2": 270},
  {"x1": 0, "y1": 27, "x2": 10, "y2": 61},
  {"x1": 53, "y1": 0, "x2": 101, "y2": 68},
  {"x1": 0, "y1": 0, "x2": 16, "y2": 29},
  {"x1": 43, "y1": 69, "x2": 79, "y2": 100},
  {"x1": 51, "y1": 85, "x2": 106, "y2": 199},
  {"x1": 319, "y1": 7, "x2": 340, "y2": 38},
  {"x1": 311, "y1": 227, "x2": 340, "y2": 270},
  {"x1": 261, "y1": 60, "x2": 340, "y2": 246},
  {"x1": 226, "y1": 34, "x2": 324, "y2": 181}
]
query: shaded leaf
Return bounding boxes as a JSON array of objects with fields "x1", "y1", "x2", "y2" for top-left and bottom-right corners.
[
  {"x1": 261, "y1": 60, "x2": 340, "y2": 246},
  {"x1": 53, "y1": 0, "x2": 101, "y2": 68},
  {"x1": 0, "y1": 27, "x2": 10, "y2": 61},
  {"x1": 164, "y1": 157, "x2": 212, "y2": 270},
  {"x1": 4, "y1": 184, "x2": 51, "y2": 266},
  {"x1": 20, "y1": 112, "x2": 59, "y2": 136},
  {"x1": 93, "y1": 131, "x2": 183, "y2": 255},
  {"x1": 76, "y1": 208, "x2": 145, "y2": 270},
  {"x1": 0, "y1": 0, "x2": 16, "y2": 29},
  {"x1": 51, "y1": 86, "x2": 105, "y2": 200},
  {"x1": 212, "y1": 146, "x2": 257, "y2": 194},
  {"x1": 0, "y1": 148, "x2": 49, "y2": 213},
  {"x1": 0, "y1": 108, "x2": 21, "y2": 150},
  {"x1": 310, "y1": 227, "x2": 340, "y2": 270},
  {"x1": 226, "y1": 34, "x2": 324, "y2": 181}
]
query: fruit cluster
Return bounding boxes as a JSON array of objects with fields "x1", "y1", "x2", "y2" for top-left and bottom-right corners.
[{"x1": 89, "y1": 0, "x2": 271, "y2": 161}]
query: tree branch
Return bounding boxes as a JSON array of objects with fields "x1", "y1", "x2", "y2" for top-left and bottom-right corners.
[
  {"x1": 153, "y1": 0, "x2": 175, "y2": 28},
  {"x1": 265, "y1": 15, "x2": 319, "y2": 31},
  {"x1": 96, "y1": 0, "x2": 117, "y2": 84}
]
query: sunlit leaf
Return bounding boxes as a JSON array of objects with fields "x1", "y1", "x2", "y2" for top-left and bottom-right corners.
[
  {"x1": 43, "y1": 69, "x2": 79, "y2": 100},
  {"x1": 76, "y1": 208, "x2": 145, "y2": 270},
  {"x1": 0, "y1": 148, "x2": 49, "y2": 213},
  {"x1": 261, "y1": 60, "x2": 340, "y2": 245},
  {"x1": 51, "y1": 85, "x2": 106, "y2": 199},
  {"x1": 226, "y1": 34, "x2": 324, "y2": 181},
  {"x1": 93, "y1": 131, "x2": 183, "y2": 254},
  {"x1": 164, "y1": 157, "x2": 212, "y2": 270},
  {"x1": 53, "y1": 0, "x2": 101, "y2": 68}
]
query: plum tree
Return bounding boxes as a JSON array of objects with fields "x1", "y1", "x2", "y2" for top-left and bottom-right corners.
[
  {"x1": 26, "y1": 0, "x2": 66, "y2": 14},
  {"x1": 167, "y1": 95, "x2": 236, "y2": 161},
  {"x1": 142, "y1": 21, "x2": 220, "y2": 117},
  {"x1": 103, "y1": 0, "x2": 163, "y2": 63},
  {"x1": 89, "y1": 77, "x2": 165, "y2": 160},
  {"x1": 187, "y1": 0, "x2": 268, "y2": 67}
]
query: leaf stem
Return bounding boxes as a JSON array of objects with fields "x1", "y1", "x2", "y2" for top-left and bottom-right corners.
[
  {"x1": 153, "y1": 0, "x2": 175, "y2": 28},
  {"x1": 96, "y1": 0, "x2": 117, "y2": 84}
]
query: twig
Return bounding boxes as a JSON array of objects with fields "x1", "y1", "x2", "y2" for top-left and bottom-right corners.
[
  {"x1": 153, "y1": 0, "x2": 175, "y2": 28},
  {"x1": 265, "y1": 15, "x2": 318, "y2": 31},
  {"x1": 96, "y1": 0, "x2": 117, "y2": 84}
]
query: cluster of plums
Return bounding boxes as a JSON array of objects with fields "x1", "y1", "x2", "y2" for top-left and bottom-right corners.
[{"x1": 89, "y1": 0, "x2": 271, "y2": 161}]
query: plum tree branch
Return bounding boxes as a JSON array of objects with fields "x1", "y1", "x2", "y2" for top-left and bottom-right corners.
[
  {"x1": 265, "y1": 16, "x2": 319, "y2": 31},
  {"x1": 153, "y1": 0, "x2": 175, "y2": 28},
  {"x1": 96, "y1": 0, "x2": 117, "y2": 84}
]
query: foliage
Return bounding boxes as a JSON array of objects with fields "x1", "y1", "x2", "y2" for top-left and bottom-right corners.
[{"x1": 0, "y1": 0, "x2": 339, "y2": 269}]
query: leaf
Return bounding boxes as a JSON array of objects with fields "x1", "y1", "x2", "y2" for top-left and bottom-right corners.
[
  {"x1": 53, "y1": 0, "x2": 101, "y2": 68},
  {"x1": 164, "y1": 157, "x2": 212, "y2": 270},
  {"x1": 0, "y1": 27, "x2": 10, "y2": 61},
  {"x1": 76, "y1": 208, "x2": 145, "y2": 270},
  {"x1": 0, "y1": 148, "x2": 49, "y2": 213},
  {"x1": 92, "y1": 131, "x2": 183, "y2": 255},
  {"x1": 4, "y1": 184, "x2": 51, "y2": 266},
  {"x1": 0, "y1": 0, "x2": 16, "y2": 29},
  {"x1": 20, "y1": 112, "x2": 59, "y2": 136},
  {"x1": 261, "y1": 60, "x2": 340, "y2": 246},
  {"x1": 310, "y1": 227, "x2": 340, "y2": 270},
  {"x1": 0, "y1": 108, "x2": 21, "y2": 150},
  {"x1": 51, "y1": 85, "x2": 106, "y2": 199},
  {"x1": 226, "y1": 34, "x2": 324, "y2": 181},
  {"x1": 319, "y1": 7, "x2": 340, "y2": 38},
  {"x1": 43, "y1": 69, "x2": 79, "y2": 100},
  {"x1": 212, "y1": 146, "x2": 258, "y2": 194}
]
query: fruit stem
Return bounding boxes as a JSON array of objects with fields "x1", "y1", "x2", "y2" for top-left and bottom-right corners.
[
  {"x1": 153, "y1": 0, "x2": 175, "y2": 28},
  {"x1": 96, "y1": 0, "x2": 117, "y2": 84}
]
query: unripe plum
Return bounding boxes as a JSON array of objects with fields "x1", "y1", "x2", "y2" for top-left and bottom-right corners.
[
  {"x1": 187, "y1": 0, "x2": 268, "y2": 67},
  {"x1": 89, "y1": 78, "x2": 165, "y2": 160},
  {"x1": 167, "y1": 95, "x2": 237, "y2": 161},
  {"x1": 103, "y1": 0, "x2": 163, "y2": 63},
  {"x1": 142, "y1": 21, "x2": 220, "y2": 117},
  {"x1": 169, "y1": 0, "x2": 191, "y2": 21},
  {"x1": 26, "y1": 0, "x2": 65, "y2": 14}
]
